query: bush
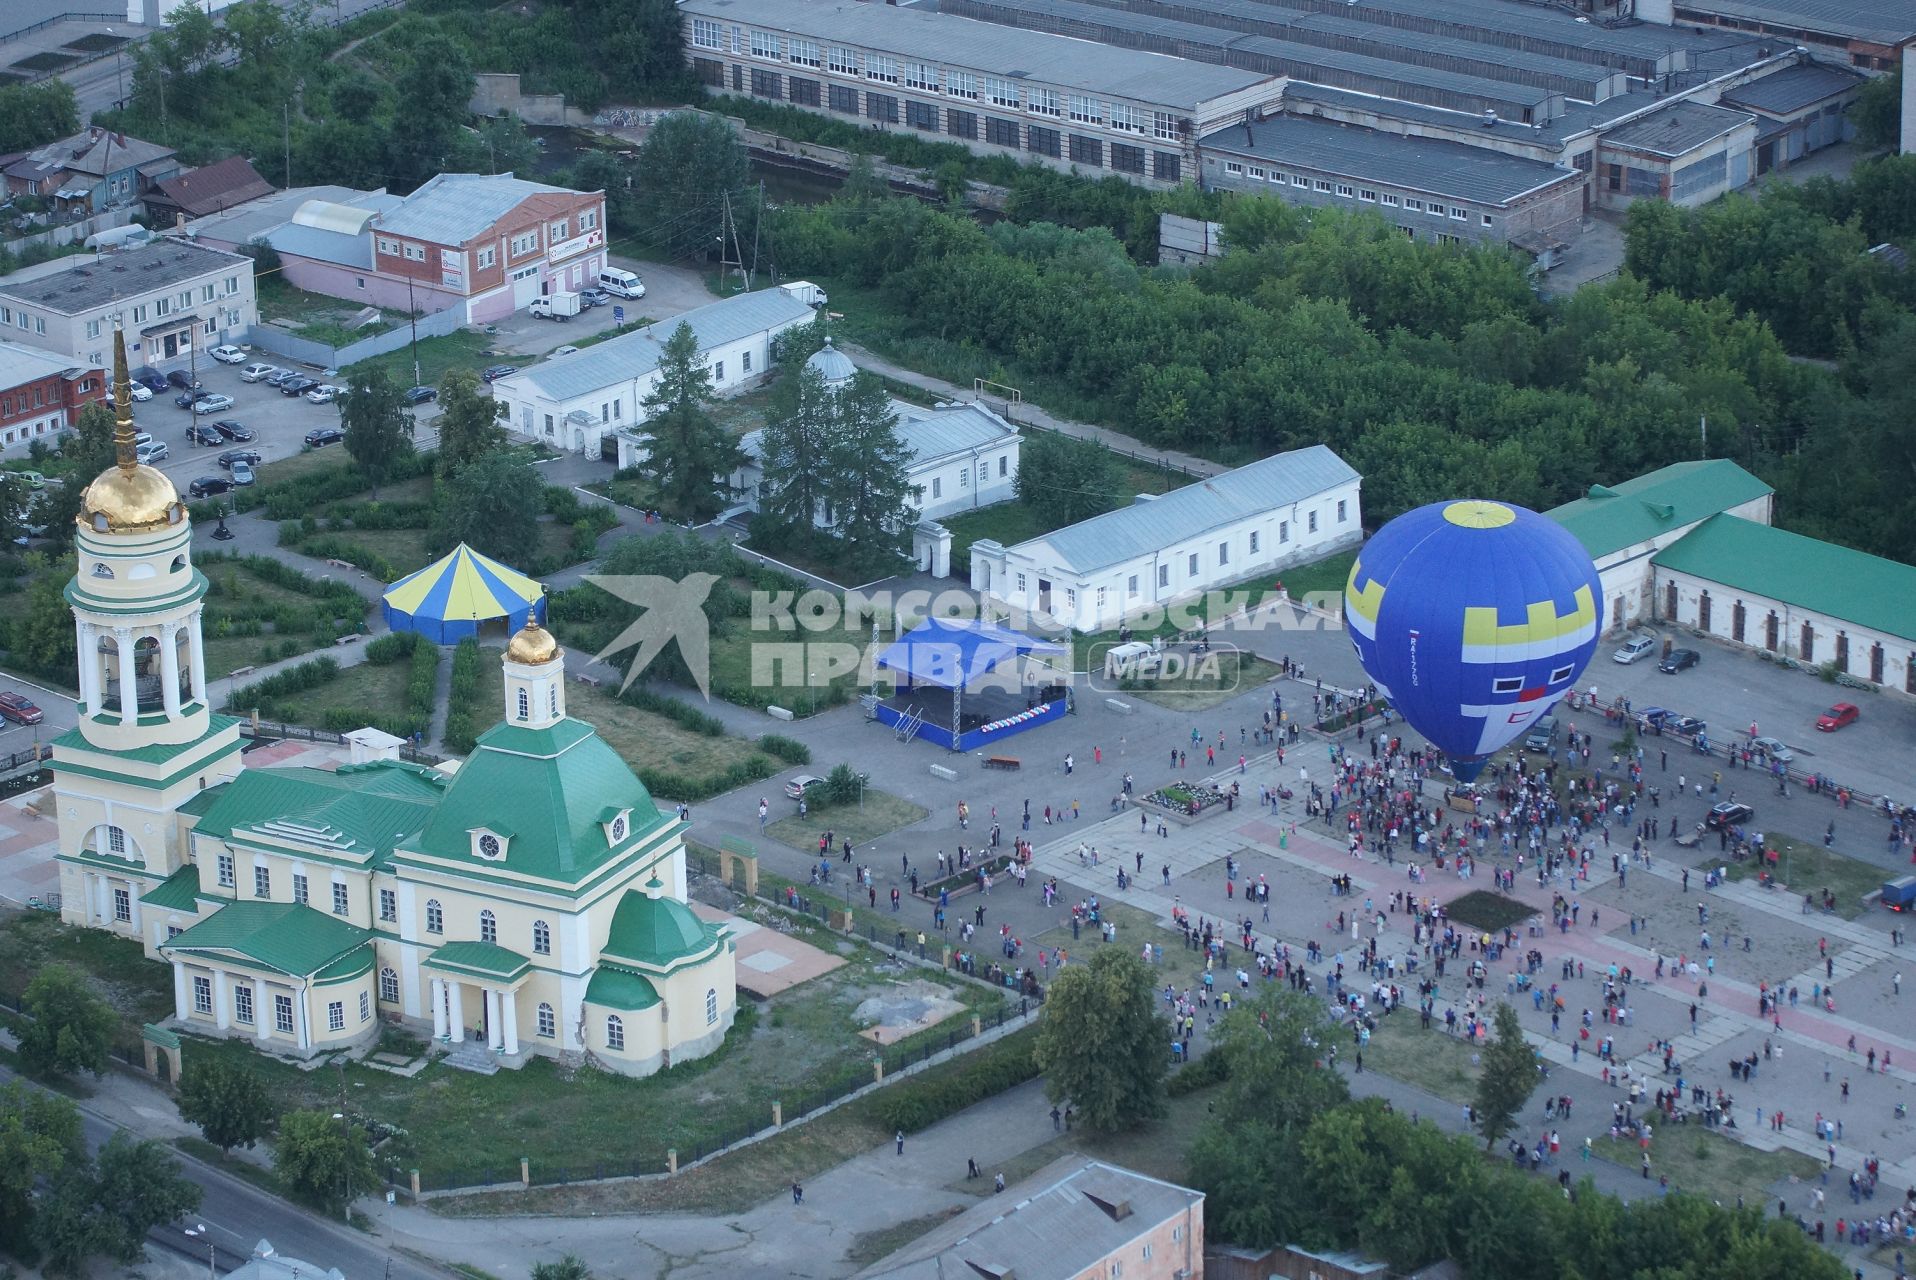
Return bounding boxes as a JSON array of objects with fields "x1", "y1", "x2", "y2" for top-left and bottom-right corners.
[
  {"x1": 230, "y1": 657, "x2": 338, "y2": 711},
  {"x1": 757, "y1": 733, "x2": 810, "y2": 765},
  {"x1": 405, "y1": 637, "x2": 439, "y2": 726},
  {"x1": 871, "y1": 1030, "x2": 1040, "y2": 1133},
  {"x1": 294, "y1": 535, "x2": 398, "y2": 583},
  {"x1": 363, "y1": 632, "x2": 420, "y2": 665},
  {"x1": 1166, "y1": 1046, "x2": 1230, "y2": 1097},
  {"x1": 637, "y1": 755, "x2": 779, "y2": 803},
  {"x1": 817, "y1": 762, "x2": 863, "y2": 807},
  {"x1": 618, "y1": 683, "x2": 725, "y2": 736},
  {"x1": 441, "y1": 638, "x2": 485, "y2": 755}
]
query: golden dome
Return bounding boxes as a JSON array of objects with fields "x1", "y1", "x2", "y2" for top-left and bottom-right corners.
[
  {"x1": 506, "y1": 620, "x2": 562, "y2": 666},
  {"x1": 79, "y1": 463, "x2": 183, "y2": 535}
]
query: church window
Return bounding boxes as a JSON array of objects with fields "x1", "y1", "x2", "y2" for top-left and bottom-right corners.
[
  {"x1": 107, "y1": 826, "x2": 125, "y2": 853},
  {"x1": 170, "y1": 555, "x2": 186, "y2": 573},
  {"x1": 217, "y1": 853, "x2": 234, "y2": 887},
  {"x1": 254, "y1": 866, "x2": 271, "y2": 898},
  {"x1": 517, "y1": 688, "x2": 529, "y2": 720},
  {"x1": 610, "y1": 815, "x2": 627, "y2": 842},
  {"x1": 332, "y1": 882, "x2": 349, "y2": 916},
  {"x1": 113, "y1": 888, "x2": 130, "y2": 921},
  {"x1": 193, "y1": 975, "x2": 212, "y2": 1014},
  {"x1": 274, "y1": 994, "x2": 294, "y2": 1033},
  {"x1": 235, "y1": 985, "x2": 253, "y2": 1023},
  {"x1": 606, "y1": 1014, "x2": 625, "y2": 1050},
  {"x1": 379, "y1": 968, "x2": 399, "y2": 1003},
  {"x1": 533, "y1": 920, "x2": 551, "y2": 955},
  {"x1": 91, "y1": 562, "x2": 113, "y2": 578},
  {"x1": 292, "y1": 873, "x2": 308, "y2": 905},
  {"x1": 706, "y1": 988, "x2": 719, "y2": 1025},
  {"x1": 359, "y1": 991, "x2": 371, "y2": 1022},
  {"x1": 379, "y1": 889, "x2": 397, "y2": 922},
  {"x1": 328, "y1": 1001, "x2": 345, "y2": 1032},
  {"x1": 537, "y1": 1003, "x2": 556, "y2": 1038},
  {"x1": 477, "y1": 833, "x2": 502, "y2": 859},
  {"x1": 480, "y1": 910, "x2": 497, "y2": 944},
  {"x1": 426, "y1": 899, "x2": 444, "y2": 934}
]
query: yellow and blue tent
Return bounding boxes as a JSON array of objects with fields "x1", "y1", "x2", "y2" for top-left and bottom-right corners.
[{"x1": 380, "y1": 543, "x2": 546, "y2": 643}]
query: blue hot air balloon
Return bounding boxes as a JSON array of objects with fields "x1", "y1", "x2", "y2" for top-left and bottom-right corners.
[{"x1": 1343, "y1": 500, "x2": 1602, "y2": 783}]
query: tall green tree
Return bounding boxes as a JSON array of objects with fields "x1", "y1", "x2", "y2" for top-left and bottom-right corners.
[
  {"x1": 0, "y1": 81, "x2": 78, "y2": 151},
  {"x1": 1031, "y1": 947, "x2": 1168, "y2": 1133},
  {"x1": 0, "y1": 1084, "x2": 83, "y2": 1256},
  {"x1": 387, "y1": 34, "x2": 474, "y2": 187},
  {"x1": 176, "y1": 1058, "x2": 275, "y2": 1154},
  {"x1": 274, "y1": 1109, "x2": 379, "y2": 1214},
  {"x1": 1013, "y1": 431, "x2": 1122, "y2": 525},
  {"x1": 17, "y1": 965, "x2": 117, "y2": 1079},
  {"x1": 822, "y1": 374, "x2": 914, "y2": 575},
  {"x1": 634, "y1": 323, "x2": 743, "y2": 522},
  {"x1": 8, "y1": 554, "x2": 79, "y2": 677},
  {"x1": 340, "y1": 367, "x2": 415, "y2": 496},
  {"x1": 634, "y1": 112, "x2": 750, "y2": 259},
  {"x1": 1851, "y1": 69, "x2": 1903, "y2": 152},
  {"x1": 753, "y1": 362, "x2": 834, "y2": 543},
  {"x1": 431, "y1": 454, "x2": 542, "y2": 561},
  {"x1": 40, "y1": 402, "x2": 116, "y2": 550},
  {"x1": 434, "y1": 367, "x2": 509, "y2": 478},
  {"x1": 77, "y1": 1134, "x2": 202, "y2": 1266},
  {"x1": 1472, "y1": 1002, "x2": 1540, "y2": 1150}
]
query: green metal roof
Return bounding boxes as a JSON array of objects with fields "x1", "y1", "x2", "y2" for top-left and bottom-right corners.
[
  {"x1": 406, "y1": 717, "x2": 667, "y2": 885},
  {"x1": 584, "y1": 964, "x2": 660, "y2": 1011},
  {"x1": 188, "y1": 761, "x2": 446, "y2": 869},
  {"x1": 601, "y1": 886, "x2": 722, "y2": 971},
  {"x1": 424, "y1": 941, "x2": 532, "y2": 982},
  {"x1": 52, "y1": 714, "x2": 243, "y2": 766},
  {"x1": 1652, "y1": 515, "x2": 1916, "y2": 644},
  {"x1": 314, "y1": 947, "x2": 374, "y2": 985},
  {"x1": 1545, "y1": 460, "x2": 1773, "y2": 559},
  {"x1": 141, "y1": 865, "x2": 202, "y2": 912},
  {"x1": 162, "y1": 901, "x2": 372, "y2": 978}
]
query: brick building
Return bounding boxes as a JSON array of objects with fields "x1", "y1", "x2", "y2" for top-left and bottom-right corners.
[{"x1": 0, "y1": 339, "x2": 105, "y2": 455}]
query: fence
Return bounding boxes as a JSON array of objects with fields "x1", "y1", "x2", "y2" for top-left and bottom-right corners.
[
  {"x1": 0, "y1": 12, "x2": 121, "y2": 47},
  {"x1": 239, "y1": 720, "x2": 443, "y2": 766},
  {"x1": 244, "y1": 306, "x2": 464, "y2": 372}
]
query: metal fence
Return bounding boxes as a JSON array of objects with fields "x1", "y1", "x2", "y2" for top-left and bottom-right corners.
[{"x1": 240, "y1": 720, "x2": 442, "y2": 766}]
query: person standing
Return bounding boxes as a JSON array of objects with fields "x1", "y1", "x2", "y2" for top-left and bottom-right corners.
[{"x1": 896, "y1": 1131, "x2": 906, "y2": 1155}]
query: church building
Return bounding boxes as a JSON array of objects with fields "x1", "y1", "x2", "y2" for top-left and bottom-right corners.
[{"x1": 51, "y1": 329, "x2": 737, "y2": 1075}]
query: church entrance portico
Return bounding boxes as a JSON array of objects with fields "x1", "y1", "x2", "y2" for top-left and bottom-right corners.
[{"x1": 425, "y1": 945, "x2": 530, "y2": 1060}]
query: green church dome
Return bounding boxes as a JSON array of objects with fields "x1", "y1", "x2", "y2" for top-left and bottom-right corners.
[{"x1": 601, "y1": 879, "x2": 718, "y2": 972}]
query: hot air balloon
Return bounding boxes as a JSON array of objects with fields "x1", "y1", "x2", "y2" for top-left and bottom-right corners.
[{"x1": 1343, "y1": 500, "x2": 1601, "y2": 783}]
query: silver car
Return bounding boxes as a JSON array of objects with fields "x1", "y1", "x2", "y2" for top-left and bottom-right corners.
[
  {"x1": 1749, "y1": 736, "x2": 1794, "y2": 764},
  {"x1": 1612, "y1": 634, "x2": 1656, "y2": 664}
]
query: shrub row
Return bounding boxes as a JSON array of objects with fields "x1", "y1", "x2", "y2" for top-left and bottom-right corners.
[
  {"x1": 870, "y1": 1029, "x2": 1041, "y2": 1134},
  {"x1": 637, "y1": 754, "x2": 779, "y2": 804},
  {"x1": 236, "y1": 451, "x2": 429, "y2": 520},
  {"x1": 441, "y1": 639, "x2": 485, "y2": 756},
  {"x1": 405, "y1": 638, "x2": 440, "y2": 729},
  {"x1": 294, "y1": 535, "x2": 400, "y2": 584},
  {"x1": 756, "y1": 733, "x2": 811, "y2": 765},
  {"x1": 618, "y1": 683, "x2": 726, "y2": 736},
  {"x1": 1165, "y1": 1046, "x2": 1230, "y2": 1097},
  {"x1": 363, "y1": 632, "x2": 420, "y2": 664},
  {"x1": 229, "y1": 657, "x2": 338, "y2": 711},
  {"x1": 317, "y1": 499, "x2": 433, "y2": 531}
]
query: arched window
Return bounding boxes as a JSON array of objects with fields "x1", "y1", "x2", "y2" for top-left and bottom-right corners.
[
  {"x1": 170, "y1": 555, "x2": 187, "y2": 573},
  {"x1": 106, "y1": 826, "x2": 126, "y2": 854},
  {"x1": 605, "y1": 1014, "x2": 625, "y2": 1050},
  {"x1": 706, "y1": 988, "x2": 719, "y2": 1025},
  {"x1": 379, "y1": 968, "x2": 399, "y2": 1003},
  {"x1": 90, "y1": 562, "x2": 114, "y2": 579},
  {"x1": 532, "y1": 920, "x2": 551, "y2": 955},
  {"x1": 425, "y1": 899, "x2": 443, "y2": 934},
  {"x1": 516, "y1": 688, "x2": 529, "y2": 721},
  {"x1": 479, "y1": 909, "x2": 497, "y2": 944},
  {"x1": 537, "y1": 1003, "x2": 555, "y2": 1038}
]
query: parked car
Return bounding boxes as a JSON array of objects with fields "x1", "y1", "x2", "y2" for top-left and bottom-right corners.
[
  {"x1": 239, "y1": 362, "x2": 280, "y2": 383},
  {"x1": 481, "y1": 364, "x2": 519, "y2": 383},
  {"x1": 304, "y1": 384, "x2": 341, "y2": 404},
  {"x1": 194, "y1": 394, "x2": 236, "y2": 414},
  {"x1": 1704, "y1": 801, "x2": 1755, "y2": 830},
  {"x1": 165, "y1": 369, "x2": 202, "y2": 390},
  {"x1": 1612, "y1": 634, "x2": 1656, "y2": 664},
  {"x1": 280, "y1": 376, "x2": 318, "y2": 397},
  {"x1": 580, "y1": 287, "x2": 610, "y2": 307},
  {"x1": 187, "y1": 475, "x2": 233, "y2": 498},
  {"x1": 128, "y1": 382, "x2": 153, "y2": 401},
  {"x1": 135, "y1": 441, "x2": 168, "y2": 464},
  {"x1": 133, "y1": 432, "x2": 152, "y2": 449},
  {"x1": 1658, "y1": 648, "x2": 1700, "y2": 673},
  {"x1": 217, "y1": 448, "x2": 263, "y2": 469},
  {"x1": 136, "y1": 368, "x2": 169, "y2": 393},
  {"x1": 175, "y1": 388, "x2": 213, "y2": 409},
  {"x1": 528, "y1": 293, "x2": 580, "y2": 321},
  {"x1": 402, "y1": 385, "x2": 437, "y2": 405},
  {"x1": 0, "y1": 690, "x2": 44, "y2": 725},
  {"x1": 212, "y1": 420, "x2": 255, "y2": 442},
  {"x1": 784, "y1": 774, "x2": 825, "y2": 801},
  {"x1": 264, "y1": 370, "x2": 301, "y2": 388},
  {"x1": 304, "y1": 426, "x2": 344, "y2": 447},
  {"x1": 230, "y1": 459, "x2": 256, "y2": 486},
  {"x1": 1667, "y1": 715, "x2": 1706, "y2": 737},
  {"x1": 188, "y1": 424, "x2": 225, "y2": 445},
  {"x1": 208, "y1": 344, "x2": 248, "y2": 364},
  {"x1": 551, "y1": 345, "x2": 580, "y2": 357},
  {"x1": 1750, "y1": 735, "x2": 1794, "y2": 764},
  {"x1": 1816, "y1": 702, "x2": 1860, "y2": 732},
  {"x1": 1523, "y1": 714, "x2": 1558, "y2": 751}
]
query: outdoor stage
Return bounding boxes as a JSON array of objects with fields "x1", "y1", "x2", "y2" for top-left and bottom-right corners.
[
  {"x1": 873, "y1": 685, "x2": 1069, "y2": 752},
  {"x1": 873, "y1": 617, "x2": 1069, "y2": 752}
]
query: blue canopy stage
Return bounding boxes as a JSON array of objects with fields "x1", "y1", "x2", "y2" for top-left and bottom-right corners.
[{"x1": 872, "y1": 618, "x2": 1069, "y2": 751}]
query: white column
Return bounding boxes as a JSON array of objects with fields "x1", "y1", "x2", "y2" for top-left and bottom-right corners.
[
  {"x1": 430, "y1": 977, "x2": 447, "y2": 1040},
  {"x1": 127, "y1": 884, "x2": 142, "y2": 933},
  {"x1": 90, "y1": 872, "x2": 108, "y2": 924},
  {"x1": 187, "y1": 610, "x2": 207, "y2": 706},
  {"x1": 501, "y1": 989, "x2": 519, "y2": 1056},
  {"x1": 159, "y1": 623, "x2": 182, "y2": 720},
  {"x1": 114, "y1": 627, "x2": 137, "y2": 719},
  {"x1": 255, "y1": 978, "x2": 270, "y2": 1041},
  {"x1": 447, "y1": 982, "x2": 465, "y2": 1042},
  {"x1": 212, "y1": 969, "x2": 230, "y2": 1030},
  {"x1": 75, "y1": 621, "x2": 97, "y2": 711},
  {"x1": 487, "y1": 989, "x2": 504, "y2": 1052},
  {"x1": 172, "y1": 964, "x2": 190, "y2": 1021}
]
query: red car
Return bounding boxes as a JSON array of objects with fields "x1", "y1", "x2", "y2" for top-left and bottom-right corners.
[
  {"x1": 1815, "y1": 702, "x2": 1859, "y2": 732},
  {"x1": 0, "y1": 690, "x2": 43, "y2": 725}
]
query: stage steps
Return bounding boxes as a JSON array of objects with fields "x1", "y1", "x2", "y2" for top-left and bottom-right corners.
[{"x1": 896, "y1": 704, "x2": 926, "y2": 744}]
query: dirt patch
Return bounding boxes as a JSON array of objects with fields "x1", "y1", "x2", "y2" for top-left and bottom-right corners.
[{"x1": 853, "y1": 978, "x2": 966, "y2": 1045}]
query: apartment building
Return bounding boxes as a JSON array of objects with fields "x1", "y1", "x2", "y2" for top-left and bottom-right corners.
[{"x1": 0, "y1": 339, "x2": 106, "y2": 454}]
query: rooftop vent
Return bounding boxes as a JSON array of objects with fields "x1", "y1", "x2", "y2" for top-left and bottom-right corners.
[{"x1": 1483, "y1": 109, "x2": 1498, "y2": 127}]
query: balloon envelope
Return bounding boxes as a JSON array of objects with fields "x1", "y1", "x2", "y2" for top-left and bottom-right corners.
[{"x1": 1343, "y1": 500, "x2": 1601, "y2": 782}]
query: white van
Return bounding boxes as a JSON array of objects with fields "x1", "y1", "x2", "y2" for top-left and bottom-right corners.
[
  {"x1": 598, "y1": 268, "x2": 646, "y2": 300},
  {"x1": 1103, "y1": 640, "x2": 1160, "y2": 681}
]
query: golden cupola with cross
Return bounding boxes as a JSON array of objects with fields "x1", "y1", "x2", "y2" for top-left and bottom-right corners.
[{"x1": 52, "y1": 321, "x2": 244, "y2": 952}]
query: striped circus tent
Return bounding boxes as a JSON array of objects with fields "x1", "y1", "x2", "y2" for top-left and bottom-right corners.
[{"x1": 380, "y1": 543, "x2": 546, "y2": 643}]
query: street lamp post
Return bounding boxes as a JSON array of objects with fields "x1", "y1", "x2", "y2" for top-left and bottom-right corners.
[
  {"x1": 105, "y1": 30, "x2": 125, "y2": 109},
  {"x1": 332, "y1": 1110, "x2": 353, "y2": 1223},
  {"x1": 183, "y1": 1224, "x2": 214, "y2": 1280}
]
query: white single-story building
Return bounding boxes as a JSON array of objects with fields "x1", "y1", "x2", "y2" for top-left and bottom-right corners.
[
  {"x1": 1544, "y1": 459, "x2": 1775, "y2": 636},
  {"x1": 730, "y1": 341, "x2": 1021, "y2": 576},
  {"x1": 490, "y1": 289, "x2": 816, "y2": 459},
  {"x1": 970, "y1": 444, "x2": 1362, "y2": 633}
]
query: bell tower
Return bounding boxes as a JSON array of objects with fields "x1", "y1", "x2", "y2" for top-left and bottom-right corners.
[
  {"x1": 501, "y1": 617, "x2": 566, "y2": 730},
  {"x1": 53, "y1": 322, "x2": 244, "y2": 948}
]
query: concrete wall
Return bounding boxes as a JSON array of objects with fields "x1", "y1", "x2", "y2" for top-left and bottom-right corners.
[
  {"x1": 1655, "y1": 567, "x2": 1916, "y2": 694},
  {"x1": 469, "y1": 73, "x2": 589, "y2": 128},
  {"x1": 245, "y1": 305, "x2": 463, "y2": 372}
]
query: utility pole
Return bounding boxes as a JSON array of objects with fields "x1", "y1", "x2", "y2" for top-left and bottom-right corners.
[
  {"x1": 406, "y1": 274, "x2": 420, "y2": 388},
  {"x1": 717, "y1": 192, "x2": 744, "y2": 292},
  {"x1": 283, "y1": 102, "x2": 292, "y2": 188},
  {"x1": 746, "y1": 180, "x2": 764, "y2": 291}
]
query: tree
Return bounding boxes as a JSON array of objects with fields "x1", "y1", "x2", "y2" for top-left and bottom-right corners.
[
  {"x1": 1030, "y1": 947, "x2": 1168, "y2": 1133},
  {"x1": 430, "y1": 454, "x2": 542, "y2": 562},
  {"x1": 39, "y1": 402, "x2": 117, "y2": 550},
  {"x1": 1472, "y1": 1002, "x2": 1540, "y2": 1150},
  {"x1": 176, "y1": 1057, "x2": 275, "y2": 1154},
  {"x1": 1013, "y1": 431, "x2": 1123, "y2": 525},
  {"x1": 531, "y1": 1256, "x2": 593, "y2": 1280},
  {"x1": 387, "y1": 34, "x2": 474, "y2": 186},
  {"x1": 82, "y1": 1133, "x2": 202, "y2": 1263},
  {"x1": 1851, "y1": 69, "x2": 1902, "y2": 151},
  {"x1": 434, "y1": 367, "x2": 509, "y2": 478},
  {"x1": 634, "y1": 323, "x2": 743, "y2": 522},
  {"x1": 473, "y1": 113, "x2": 541, "y2": 177},
  {"x1": 340, "y1": 367, "x2": 415, "y2": 496},
  {"x1": 634, "y1": 112, "x2": 749, "y2": 259},
  {"x1": 753, "y1": 362, "x2": 834, "y2": 544},
  {"x1": 821, "y1": 373, "x2": 914, "y2": 575},
  {"x1": 0, "y1": 81, "x2": 78, "y2": 152},
  {"x1": 273, "y1": 1109, "x2": 379, "y2": 1214},
  {"x1": 17, "y1": 965, "x2": 117, "y2": 1079},
  {"x1": 0, "y1": 1084, "x2": 83, "y2": 1254},
  {"x1": 7, "y1": 555, "x2": 79, "y2": 676}
]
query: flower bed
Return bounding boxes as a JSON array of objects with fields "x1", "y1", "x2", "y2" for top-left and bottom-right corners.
[
  {"x1": 1142, "y1": 780, "x2": 1227, "y2": 817},
  {"x1": 1317, "y1": 697, "x2": 1390, "y2": 734}
]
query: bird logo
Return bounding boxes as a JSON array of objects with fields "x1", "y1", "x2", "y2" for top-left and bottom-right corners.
[{"x1": 584, "y1": 573, "x2": 720, "y2": 700}]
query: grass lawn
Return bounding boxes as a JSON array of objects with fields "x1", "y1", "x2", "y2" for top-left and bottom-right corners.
[
  {"x1": 292, "y1": 526, "x2": 436, "y2": 578},
  {"x1": 200, "y1": 558, "x2": 373, "y2": 675},
  {"x1": 940, "y1": 1085, "x2": 1218, "y2": 1197},
  {"x1": 1593, "y1": 1129, "x2": 1821, "y2": 1204},
  {"x1": 706, "y1": 612, "x2": 890, "y2": 716},
  {"x1": 846, "y1": 1210, "x2": 967, "y2": 1270},
  {"x1": 344, "y1": 330, "x2": 530, "y2": 390},
  {"x1": 1280, "y1": 547, "x2": 1358, "y2": 609},
  {"x1": 766, "y1": 790, "x2": 931, "y2": 856},
  {"x1": 1446, "y1": 889, "x2": 1540, "y2": 933},
  {"x1": 1718, "y1": 835, "x2": 1884, "y2": 919},
  {"x1": 1125, "y1": 650, "x2": 1280, "y2": 712},
  {"x1": 0, "y1": 910, "x2": 173, "y2": 1036},
  {"x1": 250, "y1": 656, "x2": 415, "y2": 728},
  {"x1": 567, "y1": 683, "x2": 770, "y2": 791},
  {"x1": 1360, "y1": 1015, "x2": 1482, "y2": 1107},
  {"x1": 257, "y1": 278, "x2": 413, "y2": 348}
]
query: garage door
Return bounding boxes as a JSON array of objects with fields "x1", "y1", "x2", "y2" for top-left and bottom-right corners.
[{"x1": 511, "y1": 267, "x2": 542, "y2": 309}]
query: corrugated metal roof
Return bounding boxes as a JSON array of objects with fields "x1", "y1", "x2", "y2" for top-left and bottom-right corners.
[
  {"x1": 183, "y1": 185, "x2": 389, "y2": 248},
  {"x1": 0, "y1": 336, "x2": 78, "y2": 386},
  {"x1": 1544, "y1": 459, "x2": 1772, "y2": 559},
  {"x1": 506, "y1": 289, "x2": 815, "y2": 405},
  {"x1": 1266, "y1": 0, "x2": 1743, "y2": 59},
  {"x1": 374, "y1": 172, "x2": 583, "y2": 247},
  {"x1": 1653, "y1": 515, "x2": 1916, "y2": 644},
  {"x1": 1601, "y1": 99, "x2": 1755, "y2": 157},
  {"x1": 1009, "y1": 444, "x2": 1358, "y2": 574},
  {"x1": 265, "y1": 221, "x2": 375, "y2": 269},
  {"x1": 163, "y1": 901, "x2": 372, "y2": 978},
  {"x1": 741, "y1": 399, "x2": 1018, "y2": 471},
  {"x1": 1719, "y1": 60, "x2": 1866, "y2": 115},
  {"x1": 681, "y1": 0, "x2": 1275, "y2": 107},
  {"x1": 1202, "y1": 113, "x2": 1579, "y2": 205},
  {"x1": 1676, "y1": 0, "x2": 1916, "y2": 45}
]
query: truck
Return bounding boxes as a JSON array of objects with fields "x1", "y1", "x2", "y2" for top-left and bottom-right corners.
[
  {"x1": 779, "y1": 280, "x2": 829, "y2": 308},
  {"x1": 1883, "y1": 875, "x2": 1916, "y2": 912},
  {"x1": 529, "y1": 293, "x2": 581, "y2": 321}
]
